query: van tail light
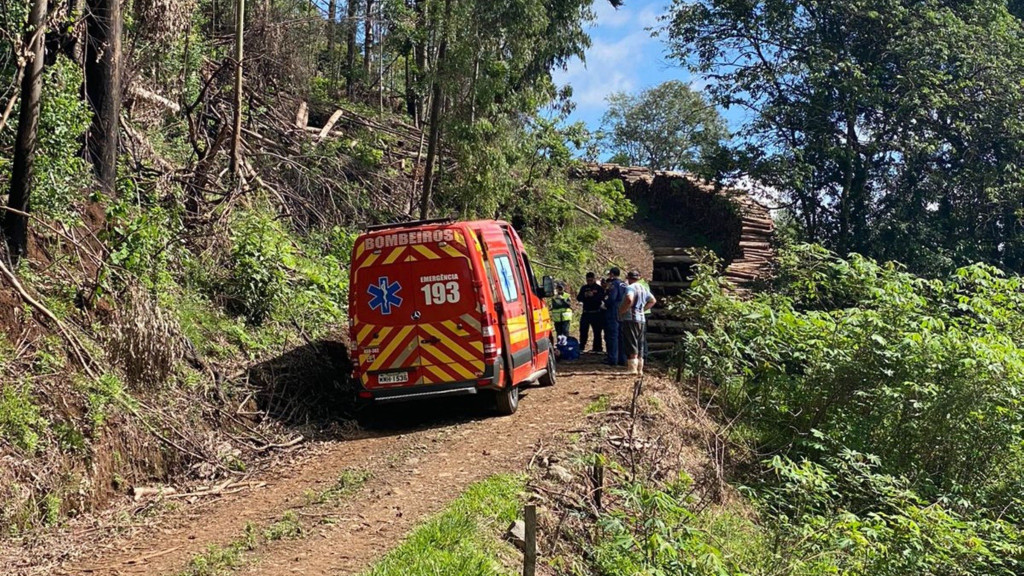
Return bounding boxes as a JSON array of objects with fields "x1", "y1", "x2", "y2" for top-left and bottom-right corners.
[{"x1": 482, "y1": 321, "x2": 500, "y2": 359}]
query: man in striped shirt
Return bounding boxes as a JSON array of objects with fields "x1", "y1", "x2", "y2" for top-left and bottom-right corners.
[{"x1": 618, "y1": 270, "x2": 656, "y2": 376}]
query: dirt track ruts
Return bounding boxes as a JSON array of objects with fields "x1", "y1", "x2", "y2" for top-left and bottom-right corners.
[{"x1": 11, "y1": 359, "x2": 631, "y2": 576}]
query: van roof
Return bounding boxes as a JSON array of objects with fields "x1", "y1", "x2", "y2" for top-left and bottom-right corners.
[{"x1": 361, "y1": 219, "x2": 510, "y2": 236}]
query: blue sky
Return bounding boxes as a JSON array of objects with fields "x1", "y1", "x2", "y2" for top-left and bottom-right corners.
[{"x1": 552, "y1": 0, "x2": 747, "y2": 137}]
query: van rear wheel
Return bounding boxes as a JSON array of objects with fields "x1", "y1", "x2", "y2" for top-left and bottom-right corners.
[
  {"x1": 495, "y1": 384, "x2": 519, "y2": 415},
  {"x1": 538, "y1": 352, "x2": 556, "y2": 387}
]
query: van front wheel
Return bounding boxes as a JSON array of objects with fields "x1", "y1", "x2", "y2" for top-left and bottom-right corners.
[
  {"x1": 538, "y1": 352, "x2": 556, "y2": 387},
  {"x1": 495, "y1": 384, "x2": 519, "y2": 415}
]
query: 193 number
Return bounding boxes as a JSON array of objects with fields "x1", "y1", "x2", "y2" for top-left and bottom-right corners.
[{"x1": 421, "y1": 281, "x2": 460, "y2": 305}]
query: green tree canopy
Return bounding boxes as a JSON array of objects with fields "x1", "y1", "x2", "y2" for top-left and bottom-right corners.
[
  {"x1": 666, "y1": 0, "x2": 1024, "y2": 275},
  {"x1": 600, "y1": 80, "x2": 727, "y2": 172}
]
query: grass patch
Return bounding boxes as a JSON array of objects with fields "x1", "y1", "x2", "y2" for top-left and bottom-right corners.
[
  {"x1": 179, "y1": 508, "x2": 306, "y2": 576},
  {"x1": 305, "y1": 468, "x2": 372, "y2": 505},
  {"x1": 263, "y1": 511, "x2": 303, "y2": 541},
  {"x1": 361, "y1": 474, "x2": 526, "y2": 576},
  {"x1": 584, "y1": 395, "x2": 611, "y2": 415},
  {"x1": 180, "y1": 524, "x2": 256, "y2": 576}
]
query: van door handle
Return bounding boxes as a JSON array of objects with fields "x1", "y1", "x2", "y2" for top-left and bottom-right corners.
[{"x1": 421, "y1": 337, "x2": 439, "y2": 344}]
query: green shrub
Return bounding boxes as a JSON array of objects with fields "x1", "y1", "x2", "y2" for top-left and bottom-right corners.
[
  {"x1": 30, "y1": 56, "x2": 92, "y2": 224},
  {"x1": 755, "y1": 453, "x2": 1024, "y2": 575},
  {"x1": 679, "y1": 244, "x2": 1024, "y2": 514},
  {"x1": 671, "y1": 244, "x2": 1024, "y2": 574},
  {"x1": 228, "y1": 211, "x2": 295, "y2": 325},
  {"x1": 84, "y1": 374, "x2": 133, "y2": 429},
  {"x1": 107, "y1": 202, "x2": 183, "y2": 290},
  {"x1": 0, "y1": 383, "x2": 47, "y2": 453}
]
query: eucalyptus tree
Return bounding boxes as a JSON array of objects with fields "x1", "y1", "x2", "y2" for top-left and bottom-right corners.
[{"x1": 601, "y1": 80, "x2": 726, "y2": 172}]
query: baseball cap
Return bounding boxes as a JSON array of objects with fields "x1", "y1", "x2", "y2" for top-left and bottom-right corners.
[
  {"x1": 627, "y1": 270, "x2": 640, "y2": 280},
  {"x1": 608, "y1": 266, "x2": 621, "y2": 277}
]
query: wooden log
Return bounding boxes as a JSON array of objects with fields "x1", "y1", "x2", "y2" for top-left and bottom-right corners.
[
  {"x1": 647, "y1": 319, "x2": 696, "y2": 332},
  {"x1": 652, "y1": 255, "x2": 696, "y2": 264},
  {"x1": 652, "y1": 247, "x2": 696, "y2": 256}
]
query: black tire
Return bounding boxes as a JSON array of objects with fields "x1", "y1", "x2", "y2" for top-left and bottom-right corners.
[
  {"x1": 495, "y1": 383, "x2": 520, "y2": 415},
  {"x1": 537, "y1": 351, "x2": 556, "y2": 387}
]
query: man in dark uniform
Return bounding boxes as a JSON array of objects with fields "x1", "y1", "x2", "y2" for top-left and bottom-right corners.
[
  {"x1": 603, "y1": 267, "x2": 627, "y2": 366},
  {"x1": 576, "y1": 272, "x2": 604, "y2": 353}
]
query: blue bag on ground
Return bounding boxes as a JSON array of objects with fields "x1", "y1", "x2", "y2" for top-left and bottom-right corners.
[{"x1": 556, "y1": 336, "x2": 580, "y2": 361}]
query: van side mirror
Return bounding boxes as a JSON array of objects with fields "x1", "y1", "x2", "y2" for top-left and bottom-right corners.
[{"x1": 540, "y1": 275, "x2": 555, "y2": 298}]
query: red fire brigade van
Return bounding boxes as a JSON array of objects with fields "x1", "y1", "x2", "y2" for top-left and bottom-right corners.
[{"x1": 348, "y1": 218, "x2": 557, "y2": 414}]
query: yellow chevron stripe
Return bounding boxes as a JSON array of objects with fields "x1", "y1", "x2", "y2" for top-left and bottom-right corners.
[
  {"x1": 357, "y1": 324, "x2": 375, "y2": 344},
  {"x1": 355, "y1": 241, "x2": 366, "y2": 262},
  {"x1": 424, "y1": 325, "x2": 476, "y2": 362},
  {"x1": 424, "y1": 364, "x2": 450, "y2": 383},
  {"x1": 438, "y1": 244, "x2": 459, "y2": 258},
  {"x1": 422, "y1": 343, "x2": 459, "y2": 366},
  {"x1": 382, "y1": 245, "x2": 406, "y2": 265},
  {"x1": 413, "y1": 244, "x2": 442, "y2": 260},
  {"x1": 448, "y1": 362, "x2": 477, "y2": 380},
  {"x1": 362, "y1": 251, "x2": 381, "y2": 268},
  {"x1": 370, "y1": 326, "x2": 413, "y2": 370}
]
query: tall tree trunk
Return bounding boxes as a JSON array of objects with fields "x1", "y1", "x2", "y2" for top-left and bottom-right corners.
[
  {"x1": 412, "y1": 0, "x2": 427, "y2": 126},
  {"x1": 363, "y1": 0, "x2": 374, "y2": 83},
  {"x1": 3, "y1": 0, "x2": 47, "y2": 261},
  {"x1": 230, "y1": 0, "x2": 245, "y2": 177},
  {"x1": 418, "y1": 0, "x2": 452, "y2": 220},
  {"x1": 345, "y1": 0, "x2": 358, "y2": 96},
  {"x1": 84, "y1": 0, "x2": 122, "y2": 194},
  {"x1": 327, "y1": 0, "x2": 337, "y2": 85}
]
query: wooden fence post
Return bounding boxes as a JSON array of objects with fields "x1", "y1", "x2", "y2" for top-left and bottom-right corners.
[{"x1": 523, "y1": 504, "x2": 537, "y2": 576}]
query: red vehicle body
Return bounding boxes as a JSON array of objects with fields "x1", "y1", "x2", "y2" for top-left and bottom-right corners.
[{"x1": 348, "y1": 218, "x2": 556, "y2": 414}]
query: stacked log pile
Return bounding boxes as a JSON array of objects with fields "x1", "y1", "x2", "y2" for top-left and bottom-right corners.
[{"x1": 576, "y1": 163, "x2": 775, "y2": 354}]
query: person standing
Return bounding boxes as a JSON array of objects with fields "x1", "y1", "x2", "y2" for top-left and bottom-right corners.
[
  {"x1": 576, "y1": 272, "x2": 604, "y2": 353},
  {"x1": 618, "y1": 270, "x2": 656, "y2": 375},
  {"x1": 603, "y1": 267, "x2": 627, "y2": 366},
  {"x1": 549, "y1": 284, "x2": 573, "y2": 338},
  {"x1": 637, "y1": 277, "x2": 652, "y2": 360}
]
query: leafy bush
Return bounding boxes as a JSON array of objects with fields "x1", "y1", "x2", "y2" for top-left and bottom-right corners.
[
  {"x1": 672, "y1": 244, "x2": 1024, "y2": 574},
  {"x1": 679, "y1": 245, "x2": 1024, "y2": 513},
  {"x1": 227, "y1": 212, "x2": 295, "y2": 325},
  {"x1": 30, "y1": 56, "x2": 92, "y2": 223},
  {"x1": 107, "y1": 202, "x2": 184, "y2": 291},
  {"x1": 755, "y1": 453, "x2": 1024, "y2": 575},
  {"x1": 592, "y1": 472, "x2": 748, "y2": 576},
  {"x1": 0, "y1": 383, "x2": 46, "y2": 453}
]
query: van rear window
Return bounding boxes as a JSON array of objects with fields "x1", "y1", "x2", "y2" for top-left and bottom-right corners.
[{"x1": 493, "y1": 255, "x2": 519, "y2": 302}]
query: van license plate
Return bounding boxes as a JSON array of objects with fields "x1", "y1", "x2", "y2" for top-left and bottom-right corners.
[{"x1": 378, "y1": 372, "x2": 409, "y2": 385}]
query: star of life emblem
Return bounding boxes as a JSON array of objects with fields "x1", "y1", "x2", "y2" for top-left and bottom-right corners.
[{"x1": 368, "y1": 276, "x2": 403, "y2": 315}]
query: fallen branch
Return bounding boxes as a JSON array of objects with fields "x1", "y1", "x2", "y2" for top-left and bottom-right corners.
[
  {"x1": 128, "y1": 83, "x2": 181, "y2": 113},
  {"x1": 254, "y1": 434, "x2": 305, "y2": 452},
  {"x1": 316, "y1": 109, "x2": 345, "y2": 142},
  {"x1": 0, "y1": 257, "x2": 100, "y2": 379}
]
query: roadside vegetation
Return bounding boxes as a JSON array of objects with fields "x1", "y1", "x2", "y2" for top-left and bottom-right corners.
[
  {"x1": 603, "y1": 244, "x2": 1024, "y2": 575},
  {"x1": 361, "y1": 474, "x2": 525, "y2": 576},
  {"x1": 0, "y1": 0, "x2": 626, "y2": 536}
]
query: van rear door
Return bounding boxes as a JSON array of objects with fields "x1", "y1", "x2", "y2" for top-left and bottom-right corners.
[
  {"x1": 407, "y1": 239, "x2": 484, "y2": 384},
  {"x1": 352, "y1": 227, "x2": 484, "y2": 389}
]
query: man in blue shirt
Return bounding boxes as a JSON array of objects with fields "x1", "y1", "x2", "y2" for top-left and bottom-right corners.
[
  {"x1": 603, "y1": 267, "x2": 627, "y2": 366},
  {"x1": 618, "y1": 270, "x2": 656, "y2": 375}
]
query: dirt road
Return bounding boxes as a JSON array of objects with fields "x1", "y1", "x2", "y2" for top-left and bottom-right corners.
[{"x1": 5, "y1": 358, "x2": 632, "y2": 576}]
